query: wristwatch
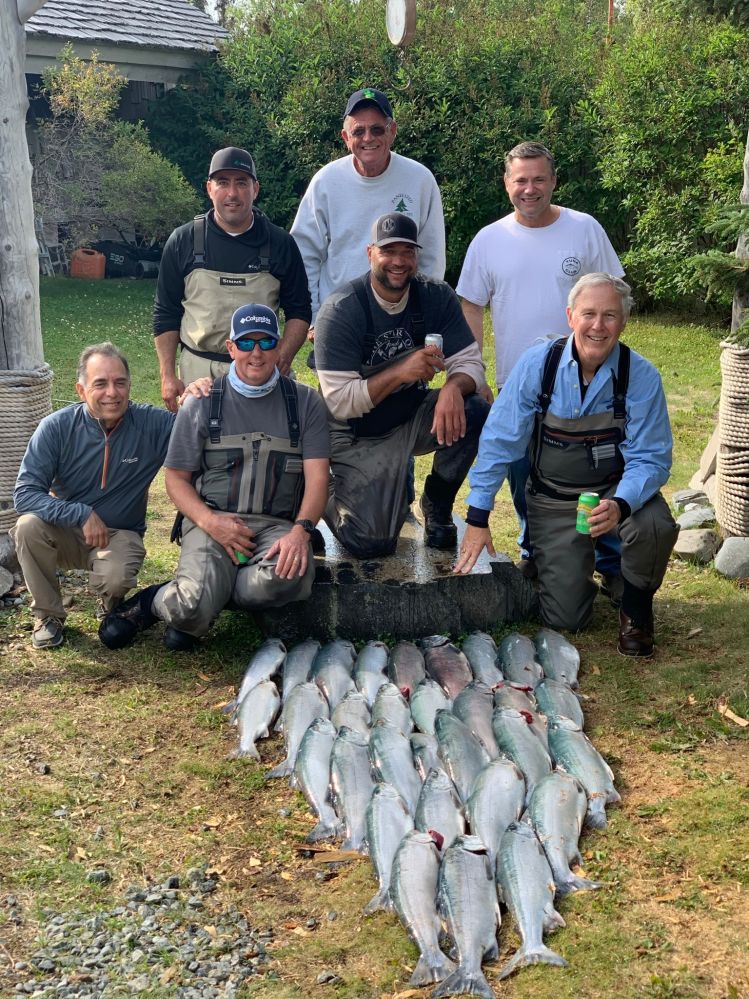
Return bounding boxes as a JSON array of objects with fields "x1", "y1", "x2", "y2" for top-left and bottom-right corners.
[{"x1": 294, "y1": 519, "x2": 315, "y2": 535}]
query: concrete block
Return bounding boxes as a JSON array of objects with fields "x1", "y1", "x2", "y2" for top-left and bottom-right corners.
[
  {"x1": 714, "y1": 537, "x2": 749, "y2": 579},
  {"x1": 676, "y1": 506, "x2": 717, "y2": 530},
  {"x1": 256, "y1": 514, "x2": 539, "y2": 642},
  {"x1": 672, "y1": 529, "x2": 720, "y2": 564}
]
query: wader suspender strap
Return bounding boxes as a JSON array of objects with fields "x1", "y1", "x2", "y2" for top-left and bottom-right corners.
[
  {"x1": 612, "y1": 344, "x2": 630, "y2": 419},
  {"x1": 192, "y1": 213, "x2": 271, "y2": 270},
  {"x1": 207, "y1": 374, "x2": 299, "y2": 446}
]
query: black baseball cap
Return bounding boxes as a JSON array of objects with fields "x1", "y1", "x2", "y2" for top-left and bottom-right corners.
[
  {"x1": 370, "y1": 213, "x2": 420, "y2": 248},
  {"x1": 343, "y1": 88, "x2": 393, "y2": 120},
  {"x1": 208, "y1": 147, "x2": 257, "y2": 180}
]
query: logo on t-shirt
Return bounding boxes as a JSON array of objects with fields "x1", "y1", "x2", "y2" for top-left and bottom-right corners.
[
  {"x1": 371, "y1": 327, "x2": 414, "y2": 366},
  {"x1": 562, "y1": 256, "x2": 582, "y2": 276},
  {"x1": 391, "y1": 193, "x2": 414, "y2": 215}
]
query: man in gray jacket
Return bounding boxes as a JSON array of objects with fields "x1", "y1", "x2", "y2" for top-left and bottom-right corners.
[{"x1": 12, "y1": 342, "x2": 175, "y2": 649}]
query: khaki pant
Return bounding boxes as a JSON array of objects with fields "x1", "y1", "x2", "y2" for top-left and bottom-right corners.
[
  {"x1": 526, "y1": 488, "x2": 679, "y2": 632},
  {"x1": 11, "y1": 514, "x2": 146, "y2": 620},
  {"x1": 151, "y1": 514, "x2": 314, "y2": 638}
]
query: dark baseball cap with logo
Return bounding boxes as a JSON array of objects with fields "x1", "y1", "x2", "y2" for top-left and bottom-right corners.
[
  {"x1": 343, "y1": 88, "x2": 393, "y2": 120},
  {"x1": 208, "y1": 147, "x2": 257, "y2": 180},
  {"x1": 230, "y1": 304, "x2": 280, "y2": 342},
  {"x1": 370, "y1": 213, "x2": 421, "y2": 248}
]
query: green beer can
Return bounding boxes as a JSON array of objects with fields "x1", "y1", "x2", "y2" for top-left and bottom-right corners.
[
  {"x1": 235, "y1": 550, "x2": 250, "y2": 564},
  {"x1": 576, "y1": 492, "x2": 599, "y2": 534}
]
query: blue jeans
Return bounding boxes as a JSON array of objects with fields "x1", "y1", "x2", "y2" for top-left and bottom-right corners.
[{"x1": 509, "y1": 452, "x2": 622, "y2": 576}]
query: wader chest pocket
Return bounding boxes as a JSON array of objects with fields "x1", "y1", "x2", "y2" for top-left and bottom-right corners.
[
  {"x1": 262, "y1": 450, "x2": 304, "y2": 520},
  {"x1": 537, "y1": 426, "x2": 624, "y2": 489}
]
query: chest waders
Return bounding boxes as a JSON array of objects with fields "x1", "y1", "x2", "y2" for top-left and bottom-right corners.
[
  {"x1": 170, "y1": 377, "x2": 303, "y2": 545},
  {"x1": 348, "y1": 275, "x2": 429, "y2": 439},
  {"x1": 529, "y1": 337, "x2": 631, "y2": 500},
  {"x1": 178, "y1": 214, "x2": 281, "y2": 382}
]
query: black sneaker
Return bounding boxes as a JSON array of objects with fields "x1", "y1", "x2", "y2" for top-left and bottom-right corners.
[
  {"x1": 98, "y1": 583, "x2": 163, "y2": 650},
  {"x1": 163, "y1": 627, "x2": 197, "y2": 652},
  {"x1": 419, "y1": 494, "x2": 458, "y2": 549},
  {"x1": 311, "y1": 527, "x2": 326, "y2": 554}
]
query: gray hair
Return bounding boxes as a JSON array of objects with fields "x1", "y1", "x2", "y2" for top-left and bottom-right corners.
[
  {"x1": 504, "y1": 141, "x2": 556, "y2": 176},
  {"x1": 567, "y1": 273, "x2": 634, "y2": 319},
  {"x1": 76, "y1": 342, "x2": 131, "y2": 384}
]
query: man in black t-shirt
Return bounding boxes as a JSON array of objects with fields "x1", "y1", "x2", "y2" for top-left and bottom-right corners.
[
  {"x1": 314, "y1": 213, "x2": 490, "y2": 560},
  {"x1": 154, "y1": 147, "x2": 311, "y2": 412}
]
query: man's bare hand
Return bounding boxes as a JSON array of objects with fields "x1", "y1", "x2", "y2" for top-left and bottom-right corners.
[
  {"x1": 588, "y1": 497, "x2": 621, "y2": 538},
  {"x1": 479, "y1": 383, "x2": 495, "y2": 405},
  {"x1": 307, "y1": 326, "x2": 315, "y2": 343},
  {"x1": 161, "y1": 374, "x2": 186, "y2": 413},
  {"x1": 181, "y1": 377, "x2": 213, "y2": 403},
  {"x1": 267, "y1": 525, "x2": 310, "y2": 579},
  {"x1": 397, "y1": 346, "x2": 446, "y2": 385},
  {"x1": 82, "y1": 511, "x2": 110, "y2": 550},
  {"x1": 453, "y1": 525, "x2": 495, "y2": 574},
  {"x1": 277, "y1": 356, "x2": 293, "y2": 377},
  {"x1": 432, "y1": 381, "x2": 467, "y2": 446},
  {"x1": 205, "y1": 511, "x2": 256, "y2": 564}
]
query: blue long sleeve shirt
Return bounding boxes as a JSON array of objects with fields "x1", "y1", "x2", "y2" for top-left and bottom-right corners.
[
  {"x1": 14, "y1": 403, "x2": 174, "y2": 535},
  {"x1": 467, "y1": 335, "x2": 673, "y2": 515}
]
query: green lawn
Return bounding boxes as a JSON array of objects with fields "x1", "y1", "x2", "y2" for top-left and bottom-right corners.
[{"x1": 0, "y1": 276, "x2": 746, "y2": 999}]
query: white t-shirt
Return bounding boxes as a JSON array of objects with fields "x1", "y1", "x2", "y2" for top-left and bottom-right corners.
[
  {"x1": 291, "y1": 152, "x2": 445, "y2": 321},
  {"x1": 456, "y1": 207, "x2": 623, "y2": 386}
]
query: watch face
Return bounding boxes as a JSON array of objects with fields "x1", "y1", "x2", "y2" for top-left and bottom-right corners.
[{"x1": 386, "y1": 0, "x2": 416, "y2": 46}]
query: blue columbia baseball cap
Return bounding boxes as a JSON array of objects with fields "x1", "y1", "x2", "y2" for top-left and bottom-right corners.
[{"x1": 230, "y1": 304, "x2": 280, "y2": 342}]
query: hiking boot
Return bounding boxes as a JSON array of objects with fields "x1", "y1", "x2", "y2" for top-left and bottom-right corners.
[
  {"x1": 311, "y1": 527, "x2": 326, "y2": 554},
  {"x1": 98, "y1": 583, "x2": 163, "y2": 650},
  {"x1": 600, "y1": 574, "x2": 624, "y2": 609},
  {"x1": 617, "y1": 610, "x2": 654, "y2": 658},
  {"x1": 32, "y1": 616, "x2": 65, "y2": 649},
  {"x1": 163, "y1": 627, "x2": 197, "y2": 652},
  {"x1": 419, "y1": 494, "x2": 458, "y2": 549}
]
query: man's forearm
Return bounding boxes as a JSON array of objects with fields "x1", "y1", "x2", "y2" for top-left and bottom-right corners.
[
  {"x1": 461, "y1": 300, "x2": 485, "y2": 352},
  {"x1": 445, "y1": 372, "x2": 477, "y2": 398},
  {"x1": 165, "y1": 470, "x2": 213, "y2": 532},
  {"x1": 277, "y1": 318, "x2": 310, "y2": 370},
  {"x1": 155, "y1": 331, "x2": 180, "y2": 379},
  {"x1": 296, "y1": 459, "x2": 330, "y2": 525}
]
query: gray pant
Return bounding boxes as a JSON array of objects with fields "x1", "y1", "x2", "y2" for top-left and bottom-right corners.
[
  {"x1": 11, "y1": 514, "x2": 145, "y2": 620},
  {"x1": 526, "y1": 487, "x2": 679, "y2": 632},
  {"x1": 152, "y1": 514, "x2": 314, "y2": 637},
  {"x1": 325, "y1": 391, "x2": 489, "y2": 559}
]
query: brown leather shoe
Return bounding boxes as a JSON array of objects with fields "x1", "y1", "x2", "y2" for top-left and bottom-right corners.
[{"x1": 617, "y1": 610, "x2": 654, "y2": 658}]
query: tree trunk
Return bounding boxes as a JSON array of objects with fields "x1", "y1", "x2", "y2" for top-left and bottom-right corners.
[
  {"x1": 0, "y1": 0, "x2": 45, "y2": 370},
  {"x1": 732, "y1": 127, "x2": 749, "y2": 337}
]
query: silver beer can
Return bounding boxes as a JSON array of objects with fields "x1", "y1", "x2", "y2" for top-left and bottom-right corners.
[{"x1": 424, "y1": 333, "x2": 443, "y2": 352}]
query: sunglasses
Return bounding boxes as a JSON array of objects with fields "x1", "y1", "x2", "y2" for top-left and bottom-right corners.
[
  {"x1": 233, "y1": 336, "x2": 278, "y2": 352},
  {"x1": 349, "y1": 125, "x2": 389, "y2": 138}
]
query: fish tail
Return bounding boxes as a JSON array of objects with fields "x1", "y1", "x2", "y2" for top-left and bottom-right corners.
[
  {"x1": 304, "y1": 820, "x2": 339, "y2": 844},
  {"x1": 409, "y1": 949, "x2": 456, "y2": 987},
  {"x1": 362, "y1": 887, "x2": 393, "y2": 916},
  {"x1": 556, "y1": 874, "x2": 602, "y2": 898},
  {"x1": 229, "y1": 745, "x2": 260, "y2": 761},
  {"x1": 265, "y1": 759, "x2": 292, "y2": 780},
  {"x1": 431, "y1": 966, "x2": 496, "y2": 999},
  {"x1": 498, "y1": 943, "x2": 568, "y2": 980}
]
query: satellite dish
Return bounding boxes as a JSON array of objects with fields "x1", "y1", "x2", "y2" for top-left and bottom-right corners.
[{"x1": 386, "y1": 0, "x2": 416, "y2": 46}]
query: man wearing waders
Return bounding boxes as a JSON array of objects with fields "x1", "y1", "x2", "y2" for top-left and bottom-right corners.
[
  {"x1": 100, "y1": 305, "x2": 330, "y2": 652},
  {"x1": 313, "y1": 213, "x2": 490, "y2": 560},
  {"x1": 455, "y1": 273, "x2": 679, "y2": 657},
  {"x1": 154, "y1": 147, "x2": 311, "y2": 412}
]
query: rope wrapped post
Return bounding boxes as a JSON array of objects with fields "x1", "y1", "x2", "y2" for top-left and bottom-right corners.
[
  {"x1": 0, "y1": 366, "x2": 53, "y2": 533},
  {"x1": 716, "y1": 343, "x2": 749, "y2": 537}
]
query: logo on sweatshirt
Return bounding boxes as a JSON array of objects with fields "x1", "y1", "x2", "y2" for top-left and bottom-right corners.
[{"x1": 391, "y1": 193, "x2": 414, "y2": 216}]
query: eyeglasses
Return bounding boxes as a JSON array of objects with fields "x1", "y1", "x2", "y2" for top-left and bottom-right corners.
[
  {"x1": 233, "y1": 336, "x2": 277, "y2": 352},
  {"x1": 348, "y1": 125, "x2": 389, "y2": 139}
]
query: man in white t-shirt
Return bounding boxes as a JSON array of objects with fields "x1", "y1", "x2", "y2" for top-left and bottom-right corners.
[{"x1": 456, "y1": 141, "x2": 624, "y2": 586}]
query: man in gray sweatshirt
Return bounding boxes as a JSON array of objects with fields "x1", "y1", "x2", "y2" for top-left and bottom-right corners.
[{"x1": 12, "y1": 342, "x2": 175, "y2": 649}]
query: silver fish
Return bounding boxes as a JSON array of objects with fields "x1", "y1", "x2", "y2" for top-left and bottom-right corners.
[
  {"x1": 330, "y1": 726, "x2": 375, "y2": 852},
  {"x1": 547, "y1": 717, "x2": 621, "y2": 829},
  {"x1": 411, "y1": 732, "x2": 442, "y2": 781},
  {"x1": 331, "y1": 689, "x2": 371, "y2": 736},
  {"x1": 415, "y1": 768, "x2": 465, "y2": 849},
  {"x1": 234, "y1": 638, "x2": 286, "y2": 708},
  {"x1": 370, "y1": 719, "x2": 422, "y2": 815},
  {"x1": 372, "y1": 682, "x2": 413, "y2": 737},
  {"x1": 266, "y1": 680, "x2": 329, "y2": 783},
  {"x1": 313, "y1": 658, "x2": 355, "y2": 712},
  {"x1": 353, "y1": 640, "x2": 389, "y2": 707},
  {"x1": 534, "y1": 677, "x2": 585, "y2": 728},
  {"x1": 453, "y1": 681, "x2": 500, "y2": 758},
  {"x1": 497, "y1": 633, "x2": 544, "y2": 688},
  {"x1": 310, "y1": 638, "x2": 356, "y2": 674},
  {"x1": 465, "y1": 758, "x2": 526, "y2": 865},
  {"x1": 391, "y1": 830, "x2": 456, "y2": 986},
  {"x1": 492, "y1": 707, "x2": 552, "y2": 805},
  {"x1": 411, "y1": 679, "x2": 452, "y2": 736},
  {"x1": 232, "y1": 679, "x2": 281, "y2": 760},
  {"x1": 434, "y1": 709, "x2": 491, "y2": 805},
  {"x1": 534, "y1": 627, "x2": 580, "y2": 688},
  {"x1": 496, "y1": 822, "x2": 567, "y2": 980},
  {"x1": 295, "y1": 717, "x2": 340, "y2": 843},
  {"x1": 433, "y1": 835, "x2": 500, "y2": 999},
  {"x1": 424, "y1": 640, "x2": 473, "y2": 700},
  {"x1": 281, "y1": 638, "x2": 320, "y2": 702},
  {"x1": 461, "y1": 631, "x2": 503, "y2": 688},
  {"x1": 527, "y1": 771, "x2": 602, "y2": 897},
  {"x1": 493, "y1": 681, "x2": 537, "y2": 714},
  {"x1": 363, "y1": 783, "x2": 414, "y2": 915},
  {"x1": 388, "y1": 640, "x2": 427, "y2": 695}
]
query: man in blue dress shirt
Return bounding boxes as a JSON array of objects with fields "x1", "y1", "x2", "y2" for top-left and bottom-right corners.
[{"x1": 454, "y1": 273, "x2": 679, "y2": 657}]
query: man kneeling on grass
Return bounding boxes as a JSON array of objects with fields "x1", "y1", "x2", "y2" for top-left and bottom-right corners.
[{"x1": 100, "y1": 304, "x2": 330, "y2": 652}]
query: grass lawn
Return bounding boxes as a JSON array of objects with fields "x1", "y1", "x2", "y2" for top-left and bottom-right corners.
[{"x1": 1, "y1": 277, "x2": 748, "y2": 998}]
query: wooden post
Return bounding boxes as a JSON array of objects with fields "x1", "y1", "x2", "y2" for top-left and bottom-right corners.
[{"x1": 0, "y1": 0, "x2": 48, "y2": 370}]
